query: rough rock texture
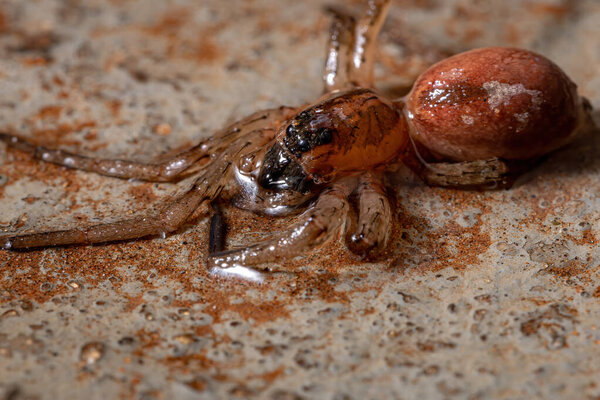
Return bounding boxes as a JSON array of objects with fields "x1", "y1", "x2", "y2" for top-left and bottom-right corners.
[{"x1": 0, "y1": 0, "x2": 599, "y2": 399}]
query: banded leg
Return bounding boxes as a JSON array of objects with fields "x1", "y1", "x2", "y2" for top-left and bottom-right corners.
[
  {"x1": 323, "y1": 0, "x2": 392, "y2": 91},
  {"x1": 0, "y1": 106, "x2": 295, "y2": 182},
  {"x1": 1, "y1": 129, "x2": 274, "y2": 249},
  {"x1": 208, "y1": 186, "x2": 351, "y2": 269},
  {"x1": 347, "y1": 172, "x2": 392, "y2": 257}
]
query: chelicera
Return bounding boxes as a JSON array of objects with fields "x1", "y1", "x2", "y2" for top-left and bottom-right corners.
[{"x1": 0, "y1": 0, "x2": 589, "y2": 270}]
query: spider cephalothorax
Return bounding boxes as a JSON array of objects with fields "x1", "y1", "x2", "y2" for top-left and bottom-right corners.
[
  {"x1": 259, "y1": 88, "x2": 409, "y2": 188},
  {"x1": 0, "y1": 0, "x2": 588, "y2": 271}
]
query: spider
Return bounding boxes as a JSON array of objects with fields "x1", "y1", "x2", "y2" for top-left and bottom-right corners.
[{"x1": 0, "y1": 0, "x2": 587, "y2": 270}]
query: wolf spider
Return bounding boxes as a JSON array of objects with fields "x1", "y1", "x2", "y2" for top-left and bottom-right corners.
[{"x1": 0, "y1": 0, "x2": 586, "y2": 270}]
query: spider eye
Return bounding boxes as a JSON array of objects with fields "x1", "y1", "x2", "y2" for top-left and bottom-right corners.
[
  {"x1": 283, "y1": 124, "x2": 335, "y2": 157},
  {"x1": 286, "y1": 124, "x2": 297, "y2": 137},
  {"x1": 296, "y1": 139, "x2": 311, "y2": 152},
  {"x1": 297, "y1": 111, "x2": 311, "y2": 121},
  {"x1": 316, "y1": 128, "x2": 333, "y2": 145}
]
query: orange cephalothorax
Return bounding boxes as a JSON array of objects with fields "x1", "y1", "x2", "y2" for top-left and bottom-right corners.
[{"x1": 271, "y1": 89, "x2": 409, "y2": 185}]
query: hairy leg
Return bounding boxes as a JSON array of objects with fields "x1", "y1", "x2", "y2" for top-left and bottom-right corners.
[
  {"x1": 0, "y1": 106, "x2": 295, "y2": 182},
  {"x1": 323, "y1": 0, "x2": 391, "y2": 92},
  {"x1": 208, "y1": 185, "x2": 351, "y2": 269},
  {"x1": 346, "y1": 172, "x2": 392, "y2": 257},
  {"x1": 1, "y1": 129, "x2": 274, "y2": 249}
]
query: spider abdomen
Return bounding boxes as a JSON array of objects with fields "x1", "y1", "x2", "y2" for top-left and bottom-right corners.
[{"x1": 404, "y1": 47, "x2": 582, "y2": 161}]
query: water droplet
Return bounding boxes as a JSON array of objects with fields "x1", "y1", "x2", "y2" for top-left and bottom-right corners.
[
  {"x1": 144, "y1": 312, "x2": 154, "y2": 321},
  {"x1": 80, "y1": 342, "x2": 105, "y2": 366}
]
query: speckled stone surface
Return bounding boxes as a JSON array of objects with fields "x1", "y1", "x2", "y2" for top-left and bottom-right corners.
[{"x1": 1, "y1": 1, "x2": 600, "y2": 399}]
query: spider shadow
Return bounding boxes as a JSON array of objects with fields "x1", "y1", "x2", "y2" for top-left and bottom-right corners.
[{"x1": 511, "y1": 108, "x2": 600, "y2": 188}]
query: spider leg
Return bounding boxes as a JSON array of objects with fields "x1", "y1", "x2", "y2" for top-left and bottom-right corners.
[
  {"x1": 346, "y1": 172, "x2": 392, "y2": 258},
  {"x1": 208, "y1": 202, "x2": 227, "y2": 253},
  {"x1": 208, "y1": 185, "x2": 351, "y2": 269},
  {"x1": 351, "y1": 0, "x2": 392, "y2": 88},
  {"x1": 323, "y1": 6, "x2": 356, "y2": 92},
  {"x1": 323, "y1": 0, "x2": 391, "y2": 92},
  {"x1": 0, "y1": 106, "x2": 295, "y2": 182},
  {"x1": 400, "y1": 137, "x2": 515, "y2": 189},
  {"x1": 1, "y1": 129, "x2": 272, "y2": 249}
]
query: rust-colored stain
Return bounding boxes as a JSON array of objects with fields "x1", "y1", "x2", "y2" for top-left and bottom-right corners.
[
  {"x1": 163, "y1": 350, "x2": 221, "y2": 371},
  {"x1": 22, "y1": 57, "x2": 50, "y2": 67},
  {"x1": 251, "y1": 366, "x2": 286, "y2": 385},
  {"x1": 544, "y1": 260, "x2": 588, "y2": 279},
  {"x1": 92, "y1": 8, "x2": 225, "y2": 65},
  {"x1": 520, "y1": 303, "x2": 578, "y2": 349},
  {"x1": 126, "y1": 183, "x2": 159, "y2": 205},
  {"x1": 123, "y1": 293, "x2": 145, "y2": 313},
  {"x1": 0, "y1": 9, "x2": 7, "y2": 34},
  {"x1": 528, "y1": 3, "x2": 573, "y2": 18},
  {"x1": 32, "y1": 105, "x2": 64, "y2": 121},
  {"x1": 135, "y1": 328, "x2": 162, "y2": 352},
  {"x1": 390, "y1": 189, "x2": 493, "y2": 275},
  {"x1": 141, "y1": 8, "x2": 221, "y2": 62},
  {"x1": 0, "y1": 150, "x2": 87, "y2": 199},
  {"x1": 23, "y1": 120, "x2": 96, "y2": 147},
  {"x1": 105, "y1": 99, "x2": 122, "y2": 118}
]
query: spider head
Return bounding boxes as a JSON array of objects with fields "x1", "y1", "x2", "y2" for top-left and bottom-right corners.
[
  {"x1": 281, "y1": 110, "x2": 335, "y2": 158},
  {"x1": 257, "y1": 107, "x2": 337, "y2": 191},
  {"x1": 257, "y1": 142, "x2": 311, "y2": 192},
  {"x1": 259, "y1": 89, "x2": 409, "y2": 189}
]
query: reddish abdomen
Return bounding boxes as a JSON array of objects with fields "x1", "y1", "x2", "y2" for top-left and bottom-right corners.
[{"x1": 405, "y1": 47, "x2": 581, "y2": 161}]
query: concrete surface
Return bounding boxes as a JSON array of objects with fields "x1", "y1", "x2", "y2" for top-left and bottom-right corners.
[{"x1": 1, "y1": 0, "x2": 600, "y2": 399}]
